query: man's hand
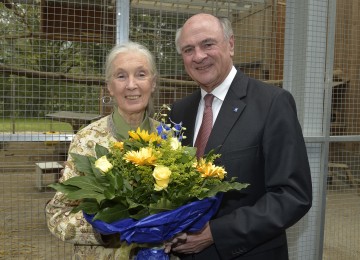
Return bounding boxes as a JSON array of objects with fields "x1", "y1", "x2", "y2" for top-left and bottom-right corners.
[{"x1": 164, "y1": 222, "x2": 214, "y2": 254}]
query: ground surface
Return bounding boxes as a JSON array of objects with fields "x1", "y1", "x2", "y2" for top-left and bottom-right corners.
[{"x1": 0, "y1": 142, "x2": 359, "y2": 259}]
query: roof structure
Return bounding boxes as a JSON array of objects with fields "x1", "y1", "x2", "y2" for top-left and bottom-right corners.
[{"x1": 131, "y1": 0, "x2": 270, "y2": 20}]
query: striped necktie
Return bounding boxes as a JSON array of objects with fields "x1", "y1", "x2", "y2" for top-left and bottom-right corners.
[{"x1": 195, "y1": 94, "x2": 214, "y2": 157}]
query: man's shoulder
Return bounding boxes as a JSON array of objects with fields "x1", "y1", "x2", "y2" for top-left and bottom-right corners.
[
  {"x1": 229, "y1": 70, "x2": 286, "y2": 100},
  {"x1": 244, "y1": 75, "x2": 287, "y2": 96},
  {"x1": 173, "y1": 90, "x2": 201, "y2": 106}
]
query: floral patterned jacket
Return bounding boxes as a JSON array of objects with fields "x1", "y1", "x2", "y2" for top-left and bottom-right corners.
[{"x1": 45, "y1": 115, "x2": 161, "y2": 259}]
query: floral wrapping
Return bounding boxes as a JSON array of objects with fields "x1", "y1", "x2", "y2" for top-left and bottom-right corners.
[{"x1": 83, "y1": 194, "x2": 222, "y2": 241}]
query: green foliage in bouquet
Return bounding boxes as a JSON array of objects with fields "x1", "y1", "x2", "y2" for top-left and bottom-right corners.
[{"x1": 49, "y1": 114, "x2": 248, "y2": 223}]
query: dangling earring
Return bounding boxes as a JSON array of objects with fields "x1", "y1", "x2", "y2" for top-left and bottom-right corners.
[{"x1": 102, "y1": 96, "x2": 113, "y2": 104}]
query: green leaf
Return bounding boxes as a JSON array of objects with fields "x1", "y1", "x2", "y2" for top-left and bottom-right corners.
[
  {"x1": 113, "y1": 172, "x2": 124, "y2": 190},
  {"x1": 126, "y1": 197, "x2": 141, "y2": 209},
  {"x1": 74, "y1": 201, "x2": 100, "y2": 214},
  {"x1": 91, "y1": 163, "x2": 105, "y2": 178},
  {"x1": 183, "y1": 146, "x2": 196, "y2": 158},
  {"x1": 94, "y1": 204, "x2": 130, "y2": 223},
  {"x1": 70, "y1": 153, "x2": 95, "y2": 175},
  {"x1": 63, "y1": 175, "x2": 105, "y2": 193},
  {"x1": 149, "y1": 197, "x2": 176, "y2": 214},
  {"x1": 104, "y1": 186, "x2": 116, "y2": 200},
  {"x1": 106, "y1": 172, "x2": 117, "y2": 189},
  {"x1": 201, "y1": 182, "x2": 249, "y2": 199},
  {"x1": 123, "y1": 140, "x2": 144, "y2": 151},
  {"x1": 133, "y1": 172, "x2": 141, "y2": 182},
  {"x1": 70, "y1": 206, "x2": 82, "y2": 214},
  {"x1": 66, "y1": 189, "x2": 106, "y2": 202},
  {"x1": 48, "y1": 183, "x2": 80, "y2": 194},
  {"x1": 129, "y1": 207, "x2": 149, "y2": 220},
  {"x1": 122, "y1": 179, "x2": 133, "y2": 192},
  {"x1": 95, "y1": 144, "x2": 109, "y2": 158}
]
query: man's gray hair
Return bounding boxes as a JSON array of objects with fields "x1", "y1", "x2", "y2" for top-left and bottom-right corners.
[{"x1": 175, "y1": 16, "x2": 234, "y2": 54}]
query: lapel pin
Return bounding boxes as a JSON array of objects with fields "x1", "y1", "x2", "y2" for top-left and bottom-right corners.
[{"x1": 233, "y1": 107, "x2": 239, "y2": 112}]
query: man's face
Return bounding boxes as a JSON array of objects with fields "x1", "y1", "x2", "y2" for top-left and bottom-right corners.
[{"x1": 178, "y1": 14, "x2": 234, "y2": 92}]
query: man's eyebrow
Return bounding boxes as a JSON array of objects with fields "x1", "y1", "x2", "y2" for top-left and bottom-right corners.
[
  {"x1": 181, "y1": 38, "x2": 217, "y2": 52},
  {"x1": 181, "y1": 44, "x2": 194, "y2": 51},
  {"x1": 201, "y1": 38, "x2": 217, "y2": 45}
]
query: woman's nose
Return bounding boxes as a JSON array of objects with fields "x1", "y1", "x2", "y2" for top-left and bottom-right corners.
[{"x1": 126, "y1": 77, "x2": 137, "y2": 90}]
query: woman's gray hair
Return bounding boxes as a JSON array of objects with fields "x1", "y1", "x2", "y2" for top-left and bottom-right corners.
[
  {"x1": 105, "y1": 41, "x2": 159, "y2": 116},
  {"x1": 175, "y1": 16, "x2": 234, "y2": 54},
  {"x1": 105, "y1": 41, "x2": 157, "y2": 82}
]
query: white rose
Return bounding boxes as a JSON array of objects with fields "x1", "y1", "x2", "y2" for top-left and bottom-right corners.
[
  {"x1": 169, "y1": 137, "x2": 181, "y2": 150},
  {"x1": 94, "y1": 155, "x2": 113, "y2": 173}
]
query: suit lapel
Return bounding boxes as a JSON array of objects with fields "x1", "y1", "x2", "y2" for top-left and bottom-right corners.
[
  {"x1": 205, "y1": 71, "x2": 248, "y2": 154},
  {"x1": 180, "y1": 91, "x2": 201, "y2": 147}
]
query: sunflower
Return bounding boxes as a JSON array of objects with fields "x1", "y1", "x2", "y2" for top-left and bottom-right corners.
[
  {"x1": 124, "y1": 147, "x2": 158, "y2": 166},
  {"x1": 195, "y1": 158, "x2": 226, "y2": 180},
  {"x1": 128, "y1": 128, "x2": 162, "y2": 144}
]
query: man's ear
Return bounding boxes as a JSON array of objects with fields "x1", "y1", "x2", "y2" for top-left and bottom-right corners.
[{"x1": 229, "y1": 35, "x2": 235, "y2": 57}]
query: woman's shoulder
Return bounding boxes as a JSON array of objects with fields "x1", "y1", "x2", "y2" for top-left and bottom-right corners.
[
  {"x1": 70, "y1": 115, "x2": 114, "y2": 150},
  {"x1": 75, "y1": 115, "x2": 110, "y2": 134}
]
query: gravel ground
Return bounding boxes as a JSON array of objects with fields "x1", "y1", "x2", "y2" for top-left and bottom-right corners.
[{"x1": 323, "y1": 185, "x2": 360, "y2": 260}]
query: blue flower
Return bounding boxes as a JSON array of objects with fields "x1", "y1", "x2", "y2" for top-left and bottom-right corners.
[
  {"x1": 156, "y1": 122, "x2": 171, "y2": 140},
  {"x1": 169, "y1": 120, "x2": 185, "y2": 141}
]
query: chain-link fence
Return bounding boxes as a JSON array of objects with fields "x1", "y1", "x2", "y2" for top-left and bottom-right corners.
[{"x1": 0, "y1": 0, "x2": 359, "y2": 259}]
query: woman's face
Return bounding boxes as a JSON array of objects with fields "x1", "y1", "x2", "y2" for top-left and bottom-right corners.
[{"x1": 107, "y1": 52, "x2": 156, "y2": 117}]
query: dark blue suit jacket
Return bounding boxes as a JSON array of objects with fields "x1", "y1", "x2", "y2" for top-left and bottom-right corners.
[{"x1": 169, "y1": 70, "x2": 312, "y2": 260}]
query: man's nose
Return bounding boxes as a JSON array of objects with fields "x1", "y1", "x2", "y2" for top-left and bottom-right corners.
[{"x1": 193, "y1": 47, "x2": 207, "y2": 62}]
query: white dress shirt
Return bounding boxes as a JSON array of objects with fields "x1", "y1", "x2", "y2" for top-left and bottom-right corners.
[{"x1": 193, "y1": 66, "x2": 237, "y2": 145}]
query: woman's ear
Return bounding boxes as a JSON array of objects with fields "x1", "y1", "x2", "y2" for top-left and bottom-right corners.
[
  {"x1": 106, "y1": 82, "x2": 114, "y2": 96},
  {"x1": 151, "y1": 77, "x2": 157, "y2": 93}
]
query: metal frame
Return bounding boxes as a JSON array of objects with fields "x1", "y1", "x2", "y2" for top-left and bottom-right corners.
[
  {"x1": 283, "y1": 1, "x2": 339, "y2": 259},
  {"x1": 1, "y1": 133, "x2": 74, "y2": 142}
]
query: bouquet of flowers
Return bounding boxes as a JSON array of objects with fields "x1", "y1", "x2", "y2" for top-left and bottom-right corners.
[{"x1": 49, "y1": 108, "x2": 248, "y2": 259}]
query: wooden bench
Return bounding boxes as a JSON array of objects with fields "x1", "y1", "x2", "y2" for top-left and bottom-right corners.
[{"x1": 35, "y1": 162, "x2": 63, "y2": 191}]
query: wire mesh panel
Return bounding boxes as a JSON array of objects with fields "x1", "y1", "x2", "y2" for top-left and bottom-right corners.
[
  {"x1": 323, "y1": 0, "x2": 360, "y2": 259},
  {"x1": 1, "y1": 0, "x2": 359, "y2": 259},
  {"x1": 284, "y1": 0, "x2": 360, "y2": 259},
  {"x1": 0, "y1": 0, "x2": 113, "y2": 258}
]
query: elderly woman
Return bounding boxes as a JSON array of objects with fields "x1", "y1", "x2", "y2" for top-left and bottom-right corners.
[{"x1": 45, "y1": 41, "x2": 160, "y2": 259}]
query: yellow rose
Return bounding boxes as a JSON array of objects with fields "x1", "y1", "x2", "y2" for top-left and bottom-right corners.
[
  {"x1": 152, "y1": 165, "x2": 171, "y2": 191},
  {"x1": 94, "y1": 155, "x2": 113, "y2": 174},
  {"x1": 169, "y1": 137, "x2": 181, "y2": 150}
]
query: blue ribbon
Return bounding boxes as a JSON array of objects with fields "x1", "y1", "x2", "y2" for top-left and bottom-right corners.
[{"x1": 83, "y1": 194, "x2": 222, "y2": 244}]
